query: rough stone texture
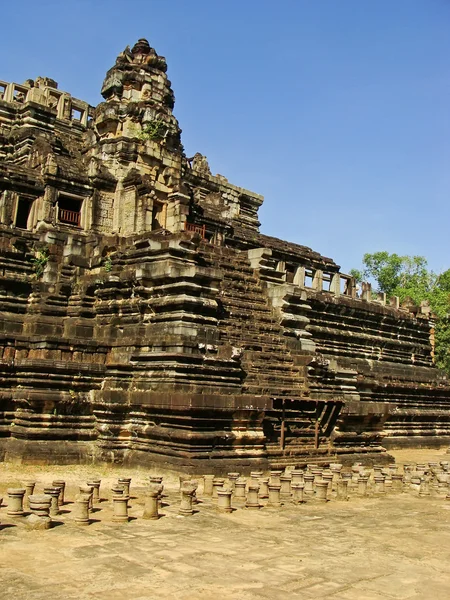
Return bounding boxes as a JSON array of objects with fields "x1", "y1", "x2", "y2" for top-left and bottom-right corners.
[{"x1": 0, "y1": 38, "x2": 449, "y2": 472}]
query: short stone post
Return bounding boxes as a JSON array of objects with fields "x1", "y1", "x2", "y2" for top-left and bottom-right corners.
[
  {"x1": 259, "y1": 477, "x2": 269, "y2": 499},
  {"x1": 52, "y1": 480, "x2": 66, "y2": 505},
  {"x1": 357, "y1": 475, "x2": 370, "y2": 497},
  {"x1": 245, "y1": 483, "x2": 260, "y2": 509},
  {"x1": 315, "y1": 480, "x2": 329, "y2": 502},
  {"x1": 391, "y1": 474, "x2": 404, "y2": 493},
  {"x1": 291, "y1": 483, "x2": 305, "y2": 505},
  {"x1": 269, "y1": 470, "x2": 283, "y2": 487},
  {"x1": 227, "y1": 473, "x2": 240, "y2": 492},
  {"x1": 143, "y1": 484, "x2": 160, "y2": 520},
  {"x1": 111, "y1": 485, "x2": 124, "y2": 496},
  {"x1": 6, "y1": 488, "x2": 26, "y2": 517},
  {"x1": 373, "y1": 475, "x2": 386, "y2": 495},
  {"x1": 303, "y1": 473, "x2": 315, "y2": 496},
  {"x1": 179, "y1": 481, "x2": 197, "y2": 516},
  {"x1": 203, "y1": 475, "x2": 215, "y2": 496},
  {"x1": 419, "y1": 477, "x2": 431, "y2": 498},
  {"x1": 179, "y1": 475, "x2": 192, "y2": 492},
  {"x1": 118, "y1": 478, "x2": 131, "y2": 497},
  {"x1": 27, "y1": 494, "x2": 52, "y2": 530},
  {"x1": 250, "y1": 471, "x2": 263, "y2": 483},
  {"x1": 291, "y1": 470, "x2": 304, "y2": 486},
  {"x1": 410, "y1": 476, "x2": 421, "y2": 494},
  {"x1": 24, "y1": 481, "x2": 36, "y2": 509},
  {"x1": 112, "y1": 494, "x2": 130, "y2": 522},
  {"x1": 336, "y1": 479, "x2": 349, "y2": 501},
  {"x1": 74, "y1": 493, "x2": 91, "y2": 526},
  {"x1": 267, "y1": 484, "x2": 282, "y2": 508},
  {"x1": 212, "y1": 478, "x2": 225, "y2": 499},
  {"x1": 80, "y1": 485, "x2": 94, "y2": 510},
  {"x1": 280, "y1": 474, "x2": 292, "y2": 499},
  {"x1": 322, "y1": 471, "x2": 333, "y2": 493},
  {"x1": 43, "y1": 487, "x2": 61, "y2": 516},
  {"x1": 234, "y1": 478, "x2": 247, "y2": 501},
  {"x1": 217, "y1": 488, "x2": 233, "y2": 513},
  {"x1": 330, "y1": 464, "x2": 343, "y2": 489},
  {"x1": 87, "y1": 480, "x2": 101, "y2": 504}
]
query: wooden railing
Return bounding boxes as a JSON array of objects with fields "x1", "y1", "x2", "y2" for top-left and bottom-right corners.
[
  {"x1": 58, "y1": 208, "x2": 81, "y2": 227},
  {"x1": 184, "y1": 221, "x2": 206, "y2": 238}
]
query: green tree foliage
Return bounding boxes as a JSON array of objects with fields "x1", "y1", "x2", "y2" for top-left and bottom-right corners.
[{"x1": 352, "y1": 252, "x2": 450, "y2": 374}]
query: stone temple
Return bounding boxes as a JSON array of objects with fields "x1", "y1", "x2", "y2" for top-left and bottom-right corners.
[{"x1": 0, "y1": 38, "x2": 449, "y2": 472}]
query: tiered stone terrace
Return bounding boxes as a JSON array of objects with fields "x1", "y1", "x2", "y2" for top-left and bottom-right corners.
[{"x1": 0, "y1": 38, "x2": 449, "y2": 472}]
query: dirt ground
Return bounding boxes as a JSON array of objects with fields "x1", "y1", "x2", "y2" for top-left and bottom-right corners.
[{"x1": 1, "y1": 448, "x2": 449, "y2": 600}]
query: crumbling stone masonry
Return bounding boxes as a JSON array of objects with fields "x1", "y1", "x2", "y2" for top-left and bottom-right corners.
[{"x1": 0, "y1": 38, "x2": 449, "y2": 473}]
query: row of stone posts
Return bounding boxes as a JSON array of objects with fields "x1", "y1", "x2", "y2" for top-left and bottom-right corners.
[{"x1": 2, "y1": 459, "x2": 450, "y2": 529}]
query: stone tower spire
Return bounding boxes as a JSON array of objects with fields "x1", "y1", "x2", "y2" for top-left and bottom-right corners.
[{"x1": 95, "y1": 38, "x2": 182, "y2": 151}]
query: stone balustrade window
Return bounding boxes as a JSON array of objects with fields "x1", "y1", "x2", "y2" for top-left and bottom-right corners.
[{"x1": 57, "y1": 195, "x2": 82, "y2": 227}]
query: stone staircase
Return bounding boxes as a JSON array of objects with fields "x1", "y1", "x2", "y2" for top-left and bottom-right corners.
[{"x1": 198, "y1": 243, "x2": 307, "y2": 399}]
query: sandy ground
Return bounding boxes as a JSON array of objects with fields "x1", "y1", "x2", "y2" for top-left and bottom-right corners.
[{"x1": 0, "y1": 447, "x2": 449, "y2": 599}]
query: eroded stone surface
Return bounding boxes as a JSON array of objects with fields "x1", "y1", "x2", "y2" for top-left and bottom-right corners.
[{"x1": 0, "y1": 38, "x2": 449, "y2": 473}]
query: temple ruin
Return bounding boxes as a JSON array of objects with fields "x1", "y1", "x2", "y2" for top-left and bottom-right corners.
[{"x1": 0, "y1": 38, "x2": 449, "y2": 472}]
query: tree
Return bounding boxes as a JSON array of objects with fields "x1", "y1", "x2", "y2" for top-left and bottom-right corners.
[{"x1": 351, "y1": 252, "x2": 450, "y2": 374}]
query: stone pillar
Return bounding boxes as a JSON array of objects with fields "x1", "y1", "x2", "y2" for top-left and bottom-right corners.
[
  {"x1": 269, "y1": 470, "x2": 283, "y2": 487},
  {"x1": 112, "y1": 495, "x2": 130, "y2": 522},
  {"x1": 87, "y1": 480, "x2": 101, "y2": 504},
  {"x1": 24, "y1": 481, "x2": 36, "y2": 509},
  {"x1": 118, "y1": 478, "x2": 131, "y2": 497},
  {"x1": 203, "y1": 475, "x2": 215, "y2": 496},
  {"x1": 291, "y1": 483, "x2": 305, "y2": 505},
  {"x1": 212, "y1": 478, "x2": 225, "y2": 499},
  {"x1": 143, "y1": 484, "x2": 160, "y2": 520},
  {"x1": 111, "y1": 485, "x2": 124, "y2": 496},
  {"x1": 291, "y1": 470, "x2": 304, "y2": 486},
  {"x1": 179, "y1": 475, "x2": 192, "y2": 492},
  {"x1": 74, "y1": 493, "x2": 91, "y2": 526},
  {"x1": 250, "y1": 471, "x2": 263, "y2": 483},
  {"x1": 267, "y1": 484, "x2": 282, "y2": 508},
  {"x1": 7, "y1": 488, "x2": 26, "y2": 517},
  {"x1": 303, "y1": 474, "x2": 315, "y2": 496},
  {"x1": 227, "y1": 473, "x2": 240, "y2": 492},
  {"x1": 234, "y1": 478, "x2": 247, "y2": 501},
  {"x1": 217, "y1": 488, "x2": 233, "y2": 513},
  {"x1": 357, "y1": 475, "x2": 369, "y2": 497},
  {"x1": 373, "y1": 475, "x2": 386, "y2": 495},
  {"x1": 245, "y1": 483, "x2": 260, "y2": 509},
  {"x1": 336, "y1": 479, "x2": 349, "y2": 501},
  {"x1": 330, "y1": 465, "x2": 342, "y2": 489},
  {"x1": 259, "y1": 478, "x2": 269, "y2": 499},
  {"x1": 315, "y1": 481, "x2": 329, "y2": 502},
  {"x1": 280, "y1": 474, "x2": 292, "y2": 499},
  {"x1": 419, "y1": 478, "x2": 431, "y2": 498},
  {"x1": 391, "y1": 474, "x2": 404, "y2": 493},
  {"x1": 410, "y1": 476, "x2": 421, "y2": 494},
  {"x1": 43, "y1": 487, "x2": 61, "y2": 516},
  {"x1": 80, "y1": 485, "x2": 94, "y2": 510},
  {"x1": 179, "y1": 482, "x2": 197, "y2": 516},
  {"x1": 322, "y1": 472, "x2": 333, "y2": 493},
  {"x1": 27, "y1": 494, "x2": 52, "y2": 530},
  {"x1": 52, "y1": 480, "x2": 66, "y2": 506}
]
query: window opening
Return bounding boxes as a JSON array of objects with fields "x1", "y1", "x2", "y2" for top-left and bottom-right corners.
[
  {"x1": 58, "y1": 196, "x2": 81, "y2": 227},
  {"x1": 15, "y1": 198, "x2": 33, "y2": 229}
]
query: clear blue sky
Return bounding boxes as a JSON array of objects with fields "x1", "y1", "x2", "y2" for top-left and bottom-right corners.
[{"x1": 1, "y1": 0, "x2": 449, "y2": 275}]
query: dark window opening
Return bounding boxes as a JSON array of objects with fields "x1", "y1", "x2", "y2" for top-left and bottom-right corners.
[
  {"x1": 286, "y1": 264, "x2": 296, "y2": 284},
  {"x1": 15, "y1": 198, "x2": 33, "y2": 229},
  {"x1": 152, "y1": 201, "x2": 165, "y2": 230},
  {"x1": 58, "y1": 196, "x2": 81, "y2": 227}
]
